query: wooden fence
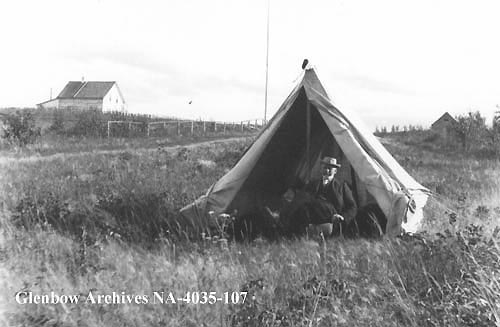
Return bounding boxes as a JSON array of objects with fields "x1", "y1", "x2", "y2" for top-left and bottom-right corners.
[
  {"x1": 106, "y1": 118, "x2": 266, "y2": 138},
  {"x1": 0, "y1": 108, "x2": 267, "y2": 138}
]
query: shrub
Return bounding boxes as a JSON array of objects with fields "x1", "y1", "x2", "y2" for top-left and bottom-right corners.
[
  {"x1": 1, "y1": 111, "x2": 41, "y2": 146},
  {"x1": 452, "y1": 111, "x2": 487, "y2": 151},
  {"x1": 66, "y1": 109, "x2": 106, "y2": 137},
  {"x1": 48, "y1": 110, "x2": 65, "y2": 135}
]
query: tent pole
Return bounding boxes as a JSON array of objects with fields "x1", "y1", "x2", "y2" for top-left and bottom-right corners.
[
  {"x1": 263, "y1": 0, "x2": 270, "y2": 124},
  {"x1": 306, "y1": 100, "x2": 311, "y2": 184},
  {"x1": 351, "y1": 166, "x2": 359, "y2": 205}
]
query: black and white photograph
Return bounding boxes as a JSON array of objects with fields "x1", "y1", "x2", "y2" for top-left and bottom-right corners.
[{"x1": 1, "y1": 0, "x2": 499, "y2": 326}]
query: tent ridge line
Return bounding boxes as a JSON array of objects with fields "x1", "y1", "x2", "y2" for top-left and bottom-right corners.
[
  {"x1": 304, "y1": 85, "x2": 350, "y2": 126},
  {"x1": 304, "y1": 96, "x2": 349, "y2": 128}
]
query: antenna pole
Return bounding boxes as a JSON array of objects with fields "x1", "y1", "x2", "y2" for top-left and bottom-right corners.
[{"x1": 264, "y1": 0, "x2": 270, "y2": 124}]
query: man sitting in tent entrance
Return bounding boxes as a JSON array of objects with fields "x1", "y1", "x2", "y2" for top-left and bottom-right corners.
[{"x1": 265, "y1": 156, "x2": 357, "y2": 237}]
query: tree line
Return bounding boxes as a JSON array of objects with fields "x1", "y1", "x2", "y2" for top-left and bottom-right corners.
[
  {"x1": 375, "y1": 110, "x2": 500, "y2": 157},
  {"x1": 374, "y1": 124, "x2": 424, "y2": 134}
]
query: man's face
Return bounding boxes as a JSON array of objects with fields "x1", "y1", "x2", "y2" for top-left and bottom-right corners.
[{"x1": 322, "y1": 165, "x2": 337, "y2": 179}]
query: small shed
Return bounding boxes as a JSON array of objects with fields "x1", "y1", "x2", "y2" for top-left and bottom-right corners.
[{"x1": 431, "y1": 112, "x2": 457, "y2": 139}]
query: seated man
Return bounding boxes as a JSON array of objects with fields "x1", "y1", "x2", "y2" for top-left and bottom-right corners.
[
  {"x1": 306, "y1": 156, "x2": 357, "y2": 226},
  {"x1": 266, "y1": 156, "x2": 357, "y2": 236}
]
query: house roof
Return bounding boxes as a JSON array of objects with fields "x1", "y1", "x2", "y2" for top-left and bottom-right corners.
[
  {"x1": 37, "y1": 98, "x2": 59, "y2": 106},
  {"x1": 57, "y1": 81, "x2": 115, "y2": 99},
  {"x1": 431, "y1": 112, "x2": 456, "y2": 128}
]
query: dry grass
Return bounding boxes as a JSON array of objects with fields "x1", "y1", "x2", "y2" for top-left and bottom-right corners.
[
  {"x1": 0, "y1": 132, "x2": 254, "y2": 158},
  {"x1": 1, "y1": 132, "x2": 499, "y2": 326}
]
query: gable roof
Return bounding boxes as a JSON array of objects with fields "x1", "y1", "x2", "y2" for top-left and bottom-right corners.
[
  {"x1": 57, "y1": 81, "x2": 115, "y2": 99},
  {"x1": 431, "y1": 112, "x2": 456, "y2": 128},
  {"x1": 180, "y1": 68, "x2": 429, "y2": 236}
]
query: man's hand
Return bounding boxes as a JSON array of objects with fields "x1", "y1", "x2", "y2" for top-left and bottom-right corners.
[
  {"x1": 333, "y1": 214, "x2": 344, "y2": 222},
  {"x1": 265, "y1": 206, "x2": 280, "y2": 220}
]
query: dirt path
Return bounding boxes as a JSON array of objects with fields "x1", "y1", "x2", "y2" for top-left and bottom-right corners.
[{"x1": 0, "y1": 136, "x2": 251, "y2": 165}]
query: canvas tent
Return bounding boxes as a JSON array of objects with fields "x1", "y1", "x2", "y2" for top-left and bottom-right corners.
[{"x1": 180, "y1": 67, "x2": 428, "y2": 236}]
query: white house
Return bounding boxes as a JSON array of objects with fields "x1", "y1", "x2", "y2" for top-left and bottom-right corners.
[{"x1": 38, "y1": 81, "x2": 126, "y2": 112}]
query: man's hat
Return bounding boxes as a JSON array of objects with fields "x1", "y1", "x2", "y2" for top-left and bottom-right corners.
[{"x1": 320, "y1": 156, "x2": 341, "y2": 168}]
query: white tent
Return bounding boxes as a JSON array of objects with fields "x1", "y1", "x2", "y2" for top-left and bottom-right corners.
[{"x1": 181, "y1": 68, "x2": 428, "y2": 236}]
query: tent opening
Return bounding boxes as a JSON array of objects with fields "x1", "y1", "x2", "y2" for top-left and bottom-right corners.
[{"x1": 227, "y1": 88, "x2": 382, "y2": 238}]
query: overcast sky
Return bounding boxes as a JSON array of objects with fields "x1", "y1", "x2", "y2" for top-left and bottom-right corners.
[{"x1": 1, "y1": 0, "x2": 500, "y2": 130}]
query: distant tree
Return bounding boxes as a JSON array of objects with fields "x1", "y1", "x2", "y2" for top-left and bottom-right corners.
[
  {"x1": 452, "y1": 111, "x2": 487, "y2": 150},
  {"x1": 493, "y1": 109, "x2": 500, "y2": 132},
  {"x1": 381, "y1": 126, "x2": 387, "y2": 134},
  {"x1": 48, "y1": 110, "x2": 65, "y2": 135},
  {"x1": 2, "y1": 111, "x2": 41, "y2": 146},
  {"x1": 375, "y1": 126, "x2": 381, "y2": 135},
  {"x1": 491, "y1": 110, "x2": 500, "y2": 154},
  {"x1": 67, "y1": 109, "x2": 105, "y2": 137}
]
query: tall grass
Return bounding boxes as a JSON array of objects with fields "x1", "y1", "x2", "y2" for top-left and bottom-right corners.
[
  {"x1": 3, "y1": 224, "x2": 498, "y2": 326},
  {"x1": 1, "y1": 138, "x2": 250, "y2": 243},
  {"x1": 1, "y1": 134, "x2": 499, "y2": 326}
]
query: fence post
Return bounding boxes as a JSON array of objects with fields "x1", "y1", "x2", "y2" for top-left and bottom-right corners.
[
  {"x1": 147, "y1": 123, "x2": 150, "y2": 137},
  {"x1": 241, "y1": 121, "x2": 244, "y2": 131},
  {"x1": 177, "y1": 121, "x2": 180, "y2": 135},
  {"x1": 214, "y1": 122, "x2": 217, "y2": 132},
  {"x1": 203, "y1": 121, "x2": 206, "y2": 134},
  {"x1": 223, "y1": 122, "x2": 226, "y2": 134},
  {"x1": 191, "y1": 121, "x2": 194, "y2": 135}
]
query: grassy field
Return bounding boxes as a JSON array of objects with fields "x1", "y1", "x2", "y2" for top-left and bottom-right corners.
[
  {"x1": 0, "y1": 107, "x2": 260, "y2": 157},
  {"x1": 1, "y1": 132, "x2": 499, "y2": 326},
  {"x1": 0, "y1": 132, "x2": 256, "y2": 158}
]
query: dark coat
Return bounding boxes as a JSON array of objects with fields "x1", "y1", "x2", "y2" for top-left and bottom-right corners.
[
  {"x1": 279, "y1": 179, "x2": 358, "y2": 234},
  {"x1": 307, "y1": 179, "x2": 357, "y2": 223}
]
